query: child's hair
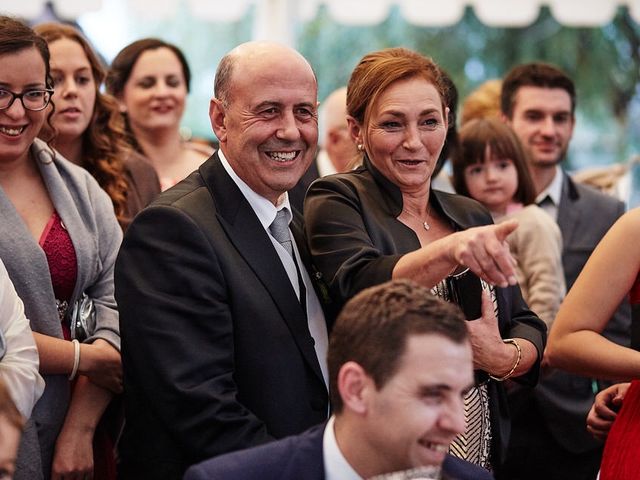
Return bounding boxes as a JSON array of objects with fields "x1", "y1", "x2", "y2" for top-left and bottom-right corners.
[
  {"x1": 451, "y1": 117, "x2": 536, "y2": 205},
  {"x1": 0, "y1": 379, "x2": 24, "y2": 430}
]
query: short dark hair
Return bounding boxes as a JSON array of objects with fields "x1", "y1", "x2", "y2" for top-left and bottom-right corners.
[
  {"x1": 501, "y1": 62, "x2": 576, "y2": 119},
  {"x1": 327, "y1": 279, "x2": 468, "y2": 413},
  {"x1": 105, "y1": 37, "x2": 191, "y2": 98},
  {"x1": 451, "y1": 117, "x2": 536, "y2": 205}
]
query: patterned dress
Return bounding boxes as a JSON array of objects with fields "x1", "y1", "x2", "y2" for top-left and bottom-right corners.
[{"x1": 432, "y1": 276, "x2": 496, "y2": 470}]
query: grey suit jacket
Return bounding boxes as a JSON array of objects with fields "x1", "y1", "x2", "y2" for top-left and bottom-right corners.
[
  {"x1": 536, "y1": 172, "x2": 630, "y2": 453},
  {"x1": 116, "y1": 153, "x2": 329, "y2": 480},
  {"x1": 0, "y1": 139, "x2": 122, "y2": 480}
]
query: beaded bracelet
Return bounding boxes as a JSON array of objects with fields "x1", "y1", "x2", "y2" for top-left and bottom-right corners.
[
  {"x1": 489, "y1": 338, "x2": 521, "y2": 382},
  {"x1": 69, "y1": 339, "x2": 80, "y2": 381}
]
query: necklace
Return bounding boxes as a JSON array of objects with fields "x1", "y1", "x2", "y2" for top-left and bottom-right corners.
[{"x1": 403, "y1": 203, "x2": 432, "y2": 231}]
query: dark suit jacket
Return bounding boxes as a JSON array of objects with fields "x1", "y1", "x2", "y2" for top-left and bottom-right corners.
[
  {"x1": 304, "y1": 156, "x2": 547, "y2": 466},
  {"x1": 289, "y1": 155, "x2": 320, "y2": 214},
  {"x1": 532, "y1": 173, "x2": 631, "y2": 453},
  {"x1": 115, "y1": 153, "x2": 329, "y2": 479},
  {"x1": 184, "y1": 423, "x2": 495, "y2": 480}
]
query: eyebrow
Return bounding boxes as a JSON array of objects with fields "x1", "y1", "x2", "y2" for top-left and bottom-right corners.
[
  {"x1": 253, "y1": 101, "x2": 316, "y2": 110},
  {"x1": 0, "y1": 81, "x2": 46, "y2": 89},
  {"x1": 523, "y1": 107, "x2": 571, "y2": 115},
  {"x1": 296, "y1": 101, "x2": 316, "y2": 108},
  {"x1": 418, "y1": 384, "x2": 452, "y2": 394},
  {"x1": 381, "y1": 108, "x2": 441, "y2": 117},
  {"x1": 51, "y1": 67, "x2": 91, "y2": 73}
]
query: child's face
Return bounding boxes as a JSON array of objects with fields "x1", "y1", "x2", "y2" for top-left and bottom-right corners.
[
  {"x1": 464, "y1": 145, "x2": 519, "y2": 215},
  {"x1": 0, "y1": 415, "x2": 20, "y2": 480}
]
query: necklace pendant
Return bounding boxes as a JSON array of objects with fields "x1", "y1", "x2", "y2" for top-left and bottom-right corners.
[{"x1": 423, "y1": 221, "x2": 430, "y2": 231}]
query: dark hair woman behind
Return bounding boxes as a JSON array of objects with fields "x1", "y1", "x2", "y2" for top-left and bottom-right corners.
[{"x1": 106, "y1": 38, "x2": 212, "y2": 191}]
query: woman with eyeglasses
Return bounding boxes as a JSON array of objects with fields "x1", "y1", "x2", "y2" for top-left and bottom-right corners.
[{"x1": 0, "y1": 16, "x2": 122, "y2": 480}]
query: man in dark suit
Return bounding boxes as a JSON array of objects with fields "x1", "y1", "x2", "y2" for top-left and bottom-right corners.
[
  {"x1": 498, "y1": 62, "x2": 631, "y2": 480},
  {"x1": 185, "y1": 280, "x2": 494, "y2": 480},
  {"x1": 115, "y1": 42, "x2": 330, "y2": 479}
]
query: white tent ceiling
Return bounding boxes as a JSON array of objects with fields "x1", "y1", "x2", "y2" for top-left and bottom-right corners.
[{"x1": 1, "y1": 0, "x2": 639, "y2": 45}]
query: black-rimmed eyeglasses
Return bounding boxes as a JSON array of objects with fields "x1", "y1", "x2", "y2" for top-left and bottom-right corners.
[{"x1": 0, "y1": 89, "x2": 54, "y2": 112}]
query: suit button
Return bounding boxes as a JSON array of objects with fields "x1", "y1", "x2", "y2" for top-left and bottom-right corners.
[{"x1": 311, "y1": 398, "x2": 325, "y2": 411}]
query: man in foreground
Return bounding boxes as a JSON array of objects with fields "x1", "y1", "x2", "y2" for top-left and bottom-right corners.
[{"x1": 185, "y1": 279, "x2": 494, "y2": 480}]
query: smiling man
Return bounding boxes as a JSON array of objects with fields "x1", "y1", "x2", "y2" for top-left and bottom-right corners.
[
  {"x1": 499, "y1": 62, "x2": 630, "y2": 480},
  {"x1": 115, "y1": 42, "x2": 331, "y2": 480},
  {"x1": 185, "y1": 280, "x2": 494, "y2": 480}
]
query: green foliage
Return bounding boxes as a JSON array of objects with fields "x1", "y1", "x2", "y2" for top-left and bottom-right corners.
[{"x1": 298, "y1": 5, "x2": 640, "y2": 169}]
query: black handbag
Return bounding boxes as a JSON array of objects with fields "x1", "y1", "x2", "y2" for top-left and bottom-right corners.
[{"x1": 67, "y1": 293, "x2": 96, "y2": 341}]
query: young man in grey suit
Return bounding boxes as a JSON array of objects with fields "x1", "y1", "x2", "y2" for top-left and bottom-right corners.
[
  {"x1": 185, "y1": 280, "x2": 494, "y2": 480},
  {"x1": 498, "y1": 62, "x2": 630, "y2": 480},
  {"x1": 115, "y1": 42, "x2": 331, "y2": 479}
]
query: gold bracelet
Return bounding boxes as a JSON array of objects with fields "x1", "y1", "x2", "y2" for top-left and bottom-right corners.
[{"x1": 489, "y1": 338, "x2": 521, "y2": 382}]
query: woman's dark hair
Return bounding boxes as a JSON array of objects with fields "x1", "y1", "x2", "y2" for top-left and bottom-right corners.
[
  {"x1": 105, "y1": 38, "x2": 191, "y2": 153},
  {"x1": 451, "y1": 117, "x2": 536, "y2": 205},
  {"x1": 0, "y1": 16, "x2": 51, "y2": 84},
  {"x1": 35, "y1": 22, "x2": 129, "y2": 224},
  {"x1": 105, "y1": 38, "x2": 191, "y2": 98}
]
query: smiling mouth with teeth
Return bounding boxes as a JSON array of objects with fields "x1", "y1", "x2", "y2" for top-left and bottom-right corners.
[
  {"x1": 420, "y1": 440, "x2": 449, "y2": 452},
  {"x1": 0, "y1": 126, "x2": 25, "y2": 136},
  {"x1": 267, "y1": 151, "x2": 299, "y2": 162}
]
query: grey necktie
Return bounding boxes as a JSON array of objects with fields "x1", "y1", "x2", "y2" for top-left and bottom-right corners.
[{"x1": 269, "y1": 209, "x2": 294, "y2": 258}]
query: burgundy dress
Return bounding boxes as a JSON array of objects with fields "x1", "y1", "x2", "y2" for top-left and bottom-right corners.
[{"x1": 40, "y1": 211, "x2": 116, "y2": 480}]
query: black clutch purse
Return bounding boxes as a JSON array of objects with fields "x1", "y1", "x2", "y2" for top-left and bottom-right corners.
[{"x1": 446, "y1": 268, "x2": 483, "y2": 320}]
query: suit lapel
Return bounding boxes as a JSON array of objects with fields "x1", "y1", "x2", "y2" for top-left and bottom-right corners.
[
  {"x1": 556, "y1": 173, "x2": 581, "y2": 249},
  {"x1": 199, "y1": 154, "x2": 326, "y2": 384}
]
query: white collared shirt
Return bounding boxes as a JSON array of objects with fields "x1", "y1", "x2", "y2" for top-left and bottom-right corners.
[
  {"x1": 218, "y1": 149, "x2": 329, "y2": 388},
  {"x1": 323, "y1": 416, "x2": 362, "y2": 480},
  {"x1": 535, "y1": 165, "x2": 563, "y2": 221}
]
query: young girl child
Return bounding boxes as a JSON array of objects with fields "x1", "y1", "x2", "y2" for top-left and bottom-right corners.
[{"x1": 451, "y1": 117, "x2": 565, "y2": 328}]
